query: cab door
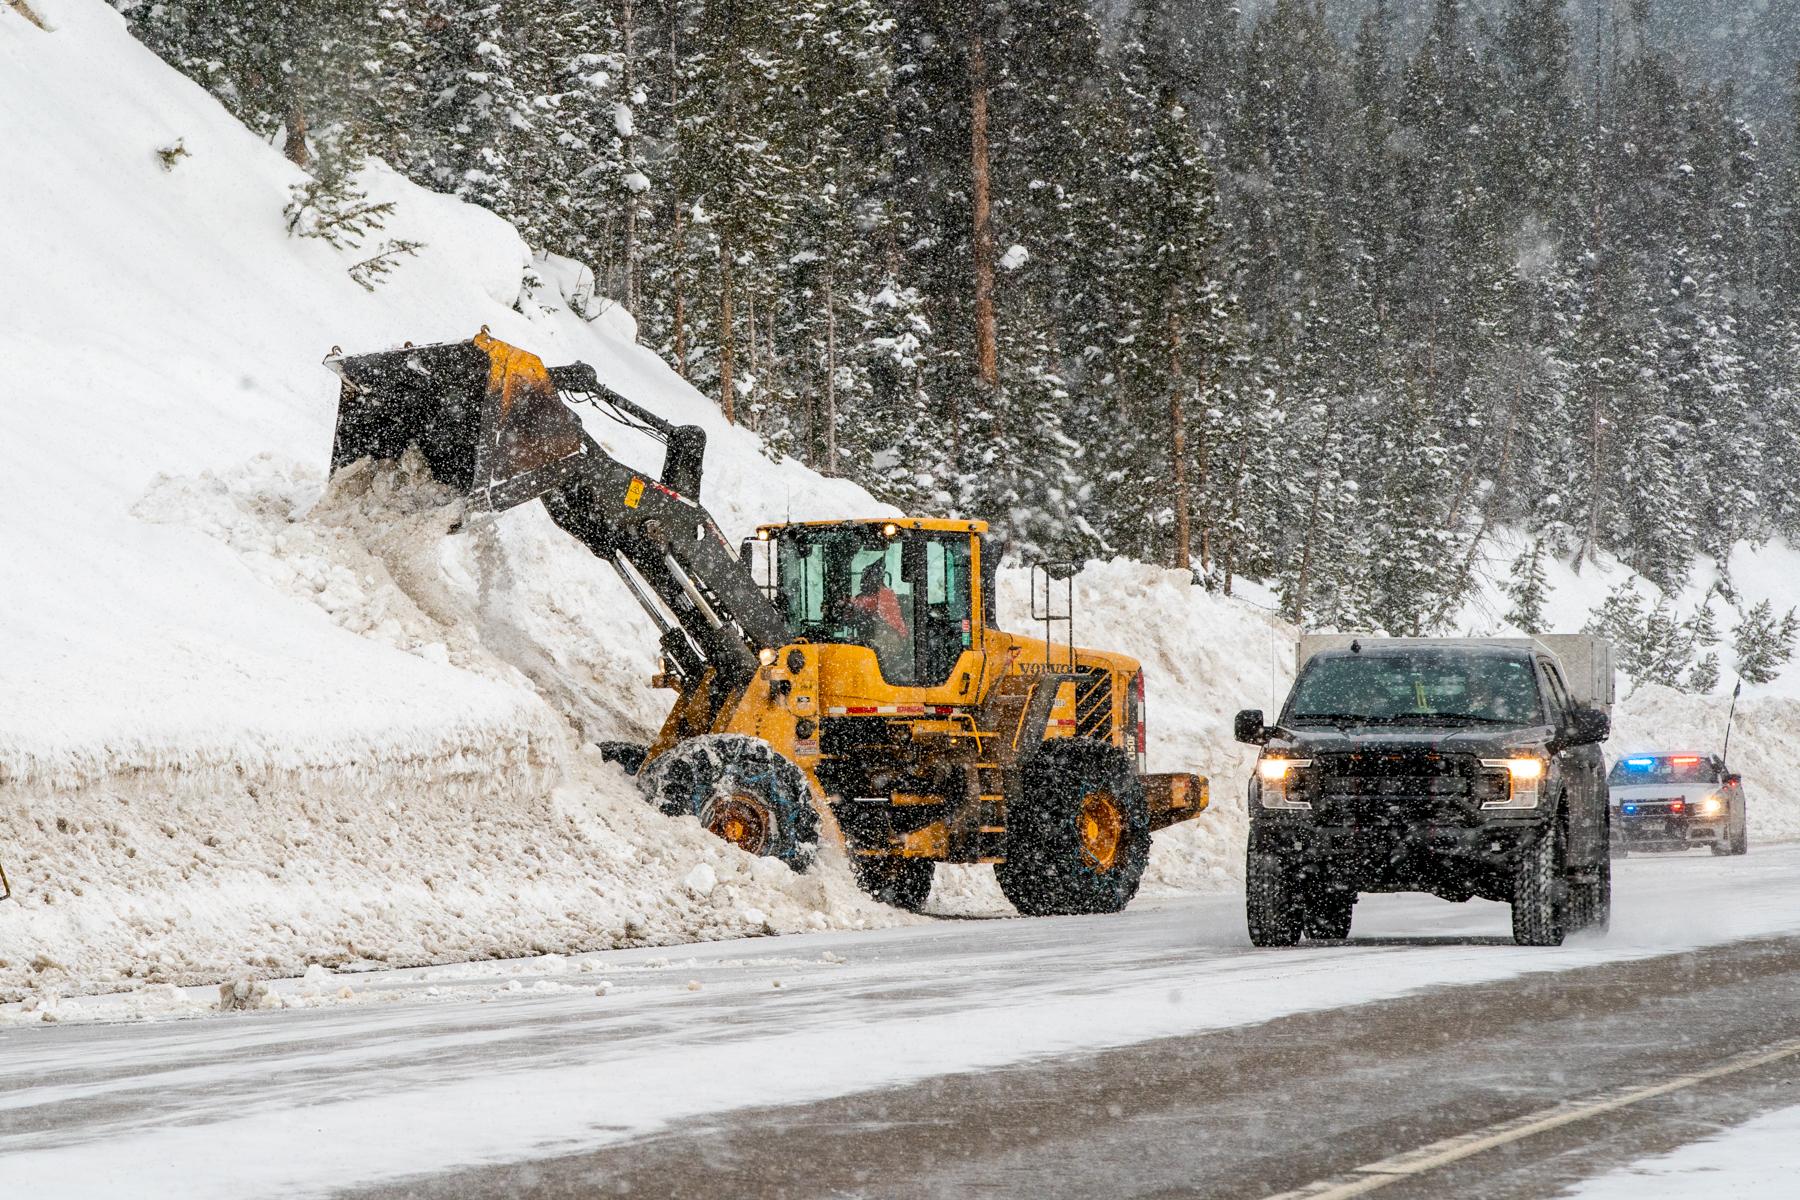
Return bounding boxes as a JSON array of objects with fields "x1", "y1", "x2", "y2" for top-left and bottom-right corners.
[{"x1": 1542, "y1": 658, "x2": 1605, "y2": 862}]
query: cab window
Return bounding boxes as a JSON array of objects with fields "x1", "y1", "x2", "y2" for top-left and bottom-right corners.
[
  {"x1": 775, "y1": 527, "x2": 973, "y2": 688},
  {"x1": 1538, "y1": 660, "x2": 1573, "y2": 724}
]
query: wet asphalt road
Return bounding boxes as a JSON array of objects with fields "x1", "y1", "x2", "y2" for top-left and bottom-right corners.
[{"x1": 353, "y1": 933, "x2": 1800, "y2": 1200}]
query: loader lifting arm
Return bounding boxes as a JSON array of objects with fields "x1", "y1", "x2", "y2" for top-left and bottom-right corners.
[{"x1": 325, "y1": 333, "x2": 791, "y2": 702}]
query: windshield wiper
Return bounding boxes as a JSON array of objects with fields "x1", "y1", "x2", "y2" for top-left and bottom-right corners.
[
  {"x1": 1290, "y1": 712, "x2": 1517, "y2": 728},
  {"x1": 1382, "y1": 712, "x2": 1516, "y2": 726},
  {"x1": 1289, "y1": 713, "x2": 1387, "y2": 728}
]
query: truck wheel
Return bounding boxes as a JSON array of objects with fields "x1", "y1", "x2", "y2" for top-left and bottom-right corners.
[
  {"x1": 1246, "y1": 845, "x2": 1302, "y2": 947},
  {"x1": 852, "y1": 857, "x2": 935, "y2": 912},
  {"x1": 1303, "y1": 887, "x2": 1355, "y2": 941},
  {"x1": 1511, "y1": 820, "x2": 1567, "y2": 947},
  {"x1": 638, "y1": 734, "x2": 819, "y2": 872},
  {"x1": 996, "y1": 740, "x2": 1150, "y2": 917}
]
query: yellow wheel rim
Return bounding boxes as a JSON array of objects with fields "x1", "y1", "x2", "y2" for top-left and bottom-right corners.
[
  {"x1": 1079, "y1": 790, "x2": 1124, "y2": 873},
  {"x1": 705, "y1": 793, "x2": 773, "y2": 855}
]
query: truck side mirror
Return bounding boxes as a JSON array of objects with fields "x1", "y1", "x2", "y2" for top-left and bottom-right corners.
[
  {"x1": 1568, "y1": 705, "x2": 1610, "y2": 746},
  {"x1": 1234, "y1": 709, "x2": 1268, "y2": 745}
]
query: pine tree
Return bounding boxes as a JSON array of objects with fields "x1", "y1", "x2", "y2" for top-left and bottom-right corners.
[
  {"x1": 1733, "y1": 600, "x2": 1799, "y2": 685},
  {"x1": 1504, "y1": 541, "x2": 1551, "y2": 634}
]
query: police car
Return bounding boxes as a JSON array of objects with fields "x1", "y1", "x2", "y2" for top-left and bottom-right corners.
[{"x1": 1608, "y1": 752, "x2": 1747, "y2": 856}]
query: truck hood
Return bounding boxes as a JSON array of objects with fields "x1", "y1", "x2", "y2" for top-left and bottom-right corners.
[{"x1": 1267, "y1": 725, "x2": 1556, "y2": 759}]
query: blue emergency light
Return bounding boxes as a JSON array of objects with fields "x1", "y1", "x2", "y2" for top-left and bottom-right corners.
[{"x1": 1624, "y1": 757, "x2": 1655, "y2": 771}]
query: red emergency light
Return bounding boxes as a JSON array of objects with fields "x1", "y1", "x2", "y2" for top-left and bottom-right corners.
[
  {"x1": 1671, "y1": 755, "x2": 1700, "y2": 765},
  {"x1": 1669, "y1": 799, "x2": 1686, "y2": 813}
]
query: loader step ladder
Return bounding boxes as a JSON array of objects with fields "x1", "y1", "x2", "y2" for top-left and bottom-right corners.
[{"x1": 1031, "y1": 561, "x2": 1079, "y2": 672}]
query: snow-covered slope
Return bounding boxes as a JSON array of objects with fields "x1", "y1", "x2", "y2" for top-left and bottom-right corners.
[
  {"x1": 0, "y1": 0, "x2": 1254, "y2": 1002},
  {"x1": 0, "y1": 0, "x2": 897, "y2": 1001},
  {"x1": 5, "y1": 0, "x2": 1797, "y2": 1007}
]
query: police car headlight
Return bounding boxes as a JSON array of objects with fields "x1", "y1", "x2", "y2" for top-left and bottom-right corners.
[{"x1": 1699, "y1": 794, "x2": 1725, "y2": 818}]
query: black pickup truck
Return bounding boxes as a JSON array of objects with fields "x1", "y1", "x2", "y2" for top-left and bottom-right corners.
[{"x1": 1234, "y1": 637, "x2": 1613, "y2": 947}]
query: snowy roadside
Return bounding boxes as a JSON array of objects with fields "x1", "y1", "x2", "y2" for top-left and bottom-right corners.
[
  {"x1": 10, "y1": 850, "x2": 1800, "y2": 1199},
  {"x1": 1566, "y1": 1103, "x2": 1800, "y2": 1199}
]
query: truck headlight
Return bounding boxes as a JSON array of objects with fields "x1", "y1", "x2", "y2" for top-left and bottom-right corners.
[
  {"x1": 1257, "y1": 757, "x2": 1312, "y2": 810},
  {"x1": 1479, "y1": 757, "x2": 1545, "y2": 810}
]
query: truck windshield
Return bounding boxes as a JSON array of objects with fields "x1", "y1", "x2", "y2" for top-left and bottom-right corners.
[
  {"x1": 1607, "y1": 755, "x2": 1717, "y2": 784},
  {"x1": 775, "y1": 526, "x2": 973, "y2": 687},
  {"x1": 1285, "y1": 650, "x2": 1543, "y2": 726}
]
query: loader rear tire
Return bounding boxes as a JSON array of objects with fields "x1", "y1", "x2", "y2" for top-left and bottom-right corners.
[
  {"x1": 853, "y1": 857, "x2": 935, "y2": 912},
  {"x1": 996, "y1": 740, "x2": 1149, "y2": 917},
  {"x1": 638, "y1": 735, "x2": 819, "y2": 872}
]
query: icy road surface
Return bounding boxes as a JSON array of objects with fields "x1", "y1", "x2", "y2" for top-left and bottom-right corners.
[{"x1": 7, "y1": 847, "x2": 1800, "y2": 1198}]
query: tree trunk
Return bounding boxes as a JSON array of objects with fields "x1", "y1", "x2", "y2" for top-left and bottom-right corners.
[
  {"x1": 1169, "y1": 308, "x2": 1192, "y2": 572},
  {"x1": 744, "y1": 288, "x2": 758, "y2": 432},
  {"x1": 622, "y1": 0, "x2": 639, "y2": 317},
  {"x1": 1220, "y1": 436, "x2": 1251, "y2": 596},
  {"x1": 719, "y1": 239, "x2": 736, "y2": 424},
  {"x1": 969, "y1": 17, "x2": 999, "y2": 392},
  {"x1": 283, "y1": 104, "x2": 310, "y2": 168},
  {"x1": 669, "y1": 4, "x2": 686, "y2": 377},
  {"x1": 824, "y1": 264, "x2": 839, "y2": 475},
  {"x1": 1292, "y1": 411, "x2": 1334, "y2": 626}
]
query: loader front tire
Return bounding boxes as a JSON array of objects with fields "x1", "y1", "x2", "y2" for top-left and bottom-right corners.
[
  {"x1": 997, "y1": 740, "x2": 1150, "y2": 917},
  {"x1": 638, "y1": 735, "x2": 819, "y2": 872}
]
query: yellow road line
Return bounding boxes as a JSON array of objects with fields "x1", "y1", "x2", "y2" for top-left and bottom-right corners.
[{"x1": 1263, "y1": 1033, "x2": 1800, "y2": 1200}]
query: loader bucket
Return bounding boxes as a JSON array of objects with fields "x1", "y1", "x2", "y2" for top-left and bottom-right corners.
[{"x1": 325, "y1": 330, "x2": 587, "y2": 514}]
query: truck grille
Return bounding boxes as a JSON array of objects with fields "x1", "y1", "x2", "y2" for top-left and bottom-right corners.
[{"x1": 1303, "y1": 751, "x2": 1500, "y2": 824}]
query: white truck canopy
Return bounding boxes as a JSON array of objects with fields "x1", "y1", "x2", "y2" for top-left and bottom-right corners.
[{"x1": 1294, "y1": 634, "x2": 1616, "y2": 713}]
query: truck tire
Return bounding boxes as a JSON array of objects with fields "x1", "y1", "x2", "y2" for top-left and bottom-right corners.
[
  {"x1": 1511, "y1": 820, "x2": 1567, "y2": 947},
  {"x1": 853, "y1": 857, "x2": 935, "y2": 912},
  {"x1": 996, "y1": 740, "x2": 1150, "y2": 917},
  {"x1": 1246, "y1": 844, "x2": 1302, "y2": 947},
  {"x1": 1566, "y1": 814, "x2": 1611, "y2": 934},
  {"x1": 1303, "y1": 887, "x2": 1356, "y2": 941},
  {"x1": 638, "y1": 734, "x2": 819, "y2": 872},
  {"x1": 1593, "y1": 845, "x2": 1612, "y2": 932}
]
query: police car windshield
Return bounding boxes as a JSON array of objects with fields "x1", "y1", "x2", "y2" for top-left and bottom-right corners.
[
  {"x1": 1608, "y1": 756, "x2": 1717, "y2": 784},
  {"x1": 1286, "y1": 650, "x2": 1543, "y2": 726}
]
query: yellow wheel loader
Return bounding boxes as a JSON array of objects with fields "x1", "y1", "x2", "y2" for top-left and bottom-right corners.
[{"x1": 326, "y1": 332, "x2": 1207, "y2": 916}]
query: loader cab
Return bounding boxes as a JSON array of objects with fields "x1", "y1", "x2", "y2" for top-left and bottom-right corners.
[{"x1": 749, "y1": 519, "x2": 989, "y2": 689}]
